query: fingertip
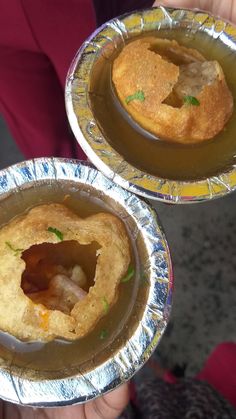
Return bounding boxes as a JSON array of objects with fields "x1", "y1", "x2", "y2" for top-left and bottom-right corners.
[
  {"x1": 104, "y1": 383, "x2": 130, "y2": 411},
  {"x1": 86, "y1": 383, "x2": 130, "y2": 419}
]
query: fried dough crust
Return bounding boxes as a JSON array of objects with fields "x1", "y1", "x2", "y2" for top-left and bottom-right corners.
[
  {"x1": 0, "y1": 204, "x2": 130, "y2": 341},
  {"x1": 112, "y1": 37, "x2": 234, "y2": 143}
]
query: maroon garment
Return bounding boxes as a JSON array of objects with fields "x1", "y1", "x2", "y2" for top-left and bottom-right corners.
[
  {"x1": 93, "y1": 0, "x2": 154, "y2": 26},
  {"x1": 0, "y1": 0, "x2": 153, "y2": 160},
  {"x1": 0, "y1": 0, "x2": 96, "y2": 159},
  {"x1": 197, "y1": 342, "x2": 236, "y2": 409}
]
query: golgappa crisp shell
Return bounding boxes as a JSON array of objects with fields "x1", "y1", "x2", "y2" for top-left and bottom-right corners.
[
  {"x1": 0, "y1": 204, "x2": 130, "y2": 342},
  {"x1": 112, "y1": 37, "x2": 234, "y2": 143}
]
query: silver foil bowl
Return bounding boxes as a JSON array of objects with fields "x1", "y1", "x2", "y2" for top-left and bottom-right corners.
[
  {"x1": 0, "y1": 158, "x2": 172, "y2": 406},
  {"x1": 66, "y1": 6, "x2": 236, "y2": 203}
]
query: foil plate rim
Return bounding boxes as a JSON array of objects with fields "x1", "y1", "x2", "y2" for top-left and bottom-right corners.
[{"x1": 65, "y1": 6, "x2": 236, "y2": 203}]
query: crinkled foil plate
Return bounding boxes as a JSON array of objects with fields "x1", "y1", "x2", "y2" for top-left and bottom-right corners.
[
  {"x1": 66, "y1": 6, "x2": 236, "y2": 203},
  {"x1": 0, "y1": 158, "x2": 172, "y2": 407}
]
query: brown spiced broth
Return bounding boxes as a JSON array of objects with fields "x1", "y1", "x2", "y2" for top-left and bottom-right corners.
[{"x1": 89, "y1": 29, "x2": 236, "y2": 181}]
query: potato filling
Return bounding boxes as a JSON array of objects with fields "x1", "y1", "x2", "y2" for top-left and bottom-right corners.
[{"x1": 21, "y1": 241, "x2": 99, "y2": 315}]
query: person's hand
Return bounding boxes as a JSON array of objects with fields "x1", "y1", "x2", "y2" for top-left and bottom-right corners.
[
  {"x1": 153, "y1": 0, "x2": 236, "y2": 23},
  {"x1": 0, "y1": 383, "x2": 129, "y2": 419}
]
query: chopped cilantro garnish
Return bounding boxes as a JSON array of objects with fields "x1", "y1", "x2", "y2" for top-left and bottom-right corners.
[
  {"x1": 5, "y1": 241, "x2": 23, "y2": 255},
  {"x1": 125, "y1": 90, "x2": 145, "y2": 105},
  {"x1": 102, "y1": 297, "x2": 109, "y2": 314},
  {"x1": 183, "y1": 95, "x2": 200, "y2": 106},
  {"x1": 121, "y1": 266, "x2": 135, "y2": 283},
  {"x1": 47, "y1": 226, "x2": 63, "y2": 241},
  {"x1": 100, "y1": 329, "x2": 108, "y2": 340}
]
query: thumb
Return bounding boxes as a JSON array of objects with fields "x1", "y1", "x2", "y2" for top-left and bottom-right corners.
[{"x1": 85, "y1": 383, "x2": 129, "y2": 419}]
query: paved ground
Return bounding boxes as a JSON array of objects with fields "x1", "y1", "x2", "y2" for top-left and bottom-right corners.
[
  {"x1": 154, "y1": 194, "x2": 236, "y2": 375},
  {"x1": 0, "y1": 114, "x2": 235, "y2": 376}
]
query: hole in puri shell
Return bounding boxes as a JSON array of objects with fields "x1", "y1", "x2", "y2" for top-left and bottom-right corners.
[
  {"x1": 148, "y1": 43, "x2": 185, "y2": 108},
  {"x1": 21, "y1": 241, "x2": 100, "y2": 315},
  {"x1": 148, "y1": 43, "x2": 188, "y2": 66}
]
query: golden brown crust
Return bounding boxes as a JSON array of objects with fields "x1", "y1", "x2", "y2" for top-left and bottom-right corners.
[
  {"x1": 0, "y1": 204, "x2": 130, "y2": 341},
  {"x1": 142, "y1": 38, "x2": 205, "y2": 64},
  {"x1": 112, "y1": 37, "x2": 234, "y2": 144},
  {"x1": 113, "y1": 38, "x2": 180, "y2": 112}
]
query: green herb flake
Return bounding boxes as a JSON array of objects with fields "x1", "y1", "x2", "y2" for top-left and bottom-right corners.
[
  {"x1": 121, "y1": 266, "x2": 135, "y2": 283},
  {"x1": 5, "y1": 241, "x2": 24, "y2": 255},
  {"x1": 102, "y1": 297, "x2": 109, "y2": 314},
  {"x1": 183, "y1": 95, "x2": 200, "y2": 106},
  {"x1": 125, "y1": 90, "x2": 145, "y2": 105},
  {"x1": 47, "y1": 226, "x2": 64, "y2": 241},
  {"x1": 99, "y1": 329, "x2": 108, "y2": 340}
]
